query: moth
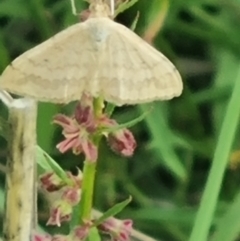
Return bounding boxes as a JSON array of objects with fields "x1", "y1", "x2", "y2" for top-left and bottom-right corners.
[{"x1": 0, "y1": 0, "x2": 183, "y2": 106}]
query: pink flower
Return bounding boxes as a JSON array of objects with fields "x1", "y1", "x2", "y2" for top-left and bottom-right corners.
[
  {"x1": 70, "y1": 224, "x2": 91, "y2": 241},
  {"x1": 66, "y1": 171, "x2": 82, "y2": 187},
  {"x1": 54, "y1": 114, "x2": 97, "y2": 159},
  {"x1": 32, "y1": 233, "x2": 71, "y2": 241},
  {"x1": 47, "y1": 200, "x2": 72, "y2": 226},
  {"x1": 52, "y1": 235, "x2": 70, "y2": 241},
  {"x1": 40, "y1": 170, "x2": 83, "y2": 227},
  {"x1": 98, "y1": 218, "x2": 133, "y2": 241},
  {"x1": 99, "y1": 116, "x2": 136, "y2": 157},
  {"x1": 39, "y1": 172, "x2": 64, "y2": 192},
  {"x1": 108, "y1": 129, "x2": 136, "y2": 157},
  {"x1": 33, "y1": 233, "x2": 52, "y2": 241},
  {"x1": 53, "y1": 94, "x2": 137, "y2": 161},
  {"x1": 62, "y1": 187, "x2": 81, "y2": 205},
  {"x1": 32, "y1": 227, "x2": 91, "y2": 241},
  {"x1": 47, "y1": 186, "x2": 81, "y2": 226},
  {"x1": 74, "y1": 94, "x2": 96, "y2": 131},
  {"x1": 53, "y1": 95, "x2": 98, "y2": 161},
  {"x1": 40, "y1": 170, "x2": 82, "y2": 193}
]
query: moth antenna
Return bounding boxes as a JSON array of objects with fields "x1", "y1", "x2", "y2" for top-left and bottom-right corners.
[{"x1": 110, "y1": 0, "x2": 115, "y2": 16}]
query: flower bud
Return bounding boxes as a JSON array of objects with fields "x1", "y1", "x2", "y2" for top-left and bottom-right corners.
[
  {"x1": 98, "y1": 218, "x2": 133, "y2": 241},
  {"x1": 108, "y1": 129, "x2": 136, "y2": 157},
  {"x1": 47, "y1": 200, "x2": 72, "y2": 226},
  {"x1": 40, "y1": 172, "x2": 63, "y2": 192},
  {"x1": 62, "y1": 187, "x2": 81, "y2": 205},
  {"x1": 71, "y1": 224, "x2": 91, "y2": 241}
]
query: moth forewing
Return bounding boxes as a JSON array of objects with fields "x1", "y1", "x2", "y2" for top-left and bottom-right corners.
[{"x1": 0, "y1": 8, "x2": 182, "y2": 105}]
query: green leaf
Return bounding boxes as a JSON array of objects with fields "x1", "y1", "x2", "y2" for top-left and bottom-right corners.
[
  {"x1": 36, "y1": 146, "x2": 71, "y2": 185},
  {"x1": 128, "y1": 206, "x2": 197, "y2": 224},
  {"x1": 36, "y1": 146, "x2": 53, "y2": 172},
  {"x1": 189, "y1": 59, "x2": 240, "y2": 241},
  {"x1": 100, "y1": 108, "x2": 151, "y2": 134},
  {"x1": 212, "y1": 192, "x2": 240, "y2": 241},
  {"x1": 93, "y1": 196, "x2": 132, "y2": 227},
  {"x1": 115, "y1": 0, "x2": 139, "y2": 17},
  {"x1": 70, "y1": 204, "x2": 81, "y2": 229},
  {"x1": 140, "y1": 103, "x2": 187, "y2": 181},
  {"x1": 105, "y1": 103, "x2": 116, "y2": 117},
  {"x1": 37, "y1": 103, "x2": 60, "y2": 153}
]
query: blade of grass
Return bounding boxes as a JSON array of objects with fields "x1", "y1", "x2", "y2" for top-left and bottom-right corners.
[
  {"x1": 139, "y1": 103, "x2": 186, "y2": 181},
  {"x1": 37, "y1": 103, "x2": 60, "y2": 153},
  {"x1": 114, "y1": 0, "x2": 139, "y2": 17},
  {"x1": 189, "y1": 64, "x2": 240, "y2": 241},
  {"x1": 0, "y1": 33, "x2": 10, "y2": 71},
  {"x1": 212, "y1": 191, "x2": 240, "y2": 241},
  {"x1": 28, "y1": 0, "x2": 52, "y2": 39}
]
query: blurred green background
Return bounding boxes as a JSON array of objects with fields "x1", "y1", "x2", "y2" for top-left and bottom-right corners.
[{"x1": 1, "y1": 0, "x2": 240, "y2": 241}]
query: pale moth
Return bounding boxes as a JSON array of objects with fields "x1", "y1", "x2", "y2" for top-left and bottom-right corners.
[{"x1": 0, "y1": 0, "x2": 183, "y2": 106}]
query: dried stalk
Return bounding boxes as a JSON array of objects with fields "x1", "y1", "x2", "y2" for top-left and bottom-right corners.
[{"x1": 1, "y1": 94, "x2": 37, "y2": 241}]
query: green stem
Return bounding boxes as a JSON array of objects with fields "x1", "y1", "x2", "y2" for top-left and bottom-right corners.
[
  {"x1": 189, "y1": 68, "x2": 240, "y2": 240},
  {"x1": 79, "y1": 97, "x2": 103, "y2": 223},
  {"x1": 79, "y1": 160, "x2": 97, "y2": 221}
]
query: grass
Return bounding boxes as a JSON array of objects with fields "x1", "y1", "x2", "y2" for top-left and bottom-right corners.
[{"x1": 1, "y1": 0, "x2": 240, "y2": 240}]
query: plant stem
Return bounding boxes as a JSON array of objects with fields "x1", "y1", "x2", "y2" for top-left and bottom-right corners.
[
  {"x1": 3, "y1": 98, "x2": 37, "y2": 241},
  {"x1": 79, "y1": 160, "x2": 97, "y2": 221},
  {"x1": 79, "y1": 97, "x2": 103, "y2": 223},
  {"x1": 189, "y1": 67, "x2": 240, "y2": 241}
]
